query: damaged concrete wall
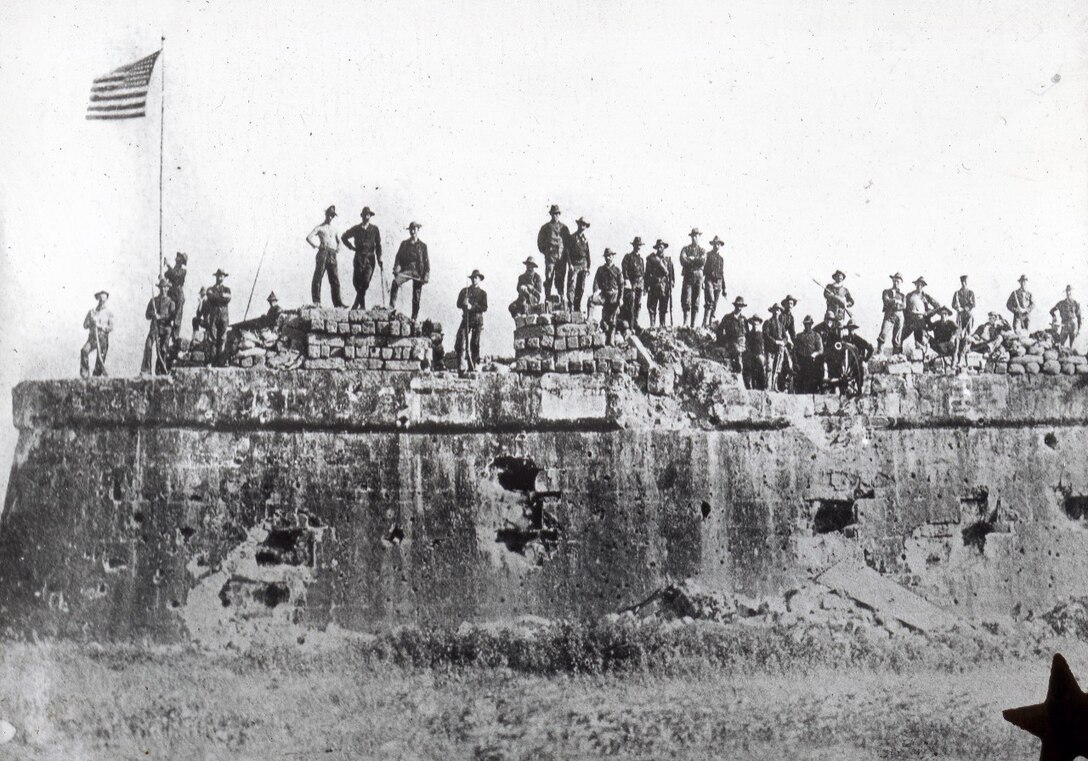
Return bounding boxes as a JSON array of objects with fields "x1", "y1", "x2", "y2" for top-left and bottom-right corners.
[{"x1": 2, "y1": 370, "x2": 1088, "y2": 642}]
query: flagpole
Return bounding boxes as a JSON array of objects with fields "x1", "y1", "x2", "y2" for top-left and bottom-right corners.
[{"x1": 158, "y1": 35, "x2": 165, "y2": 278}]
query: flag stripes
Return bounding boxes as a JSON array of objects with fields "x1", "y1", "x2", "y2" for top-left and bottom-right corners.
[{"x1": 86, "y1": 51, "x2": 160, "y2": 120}]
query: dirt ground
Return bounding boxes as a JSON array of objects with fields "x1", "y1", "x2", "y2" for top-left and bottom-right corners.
[{"x1": 0, "y1": 632, "x2": 1078, "y2": 761}]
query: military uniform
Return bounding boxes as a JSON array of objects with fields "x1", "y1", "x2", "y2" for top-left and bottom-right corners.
[
  {"x1": 509, "y1": 268, "x2": 543, "y2": 316},
  {"x1": 904, "y1": 288, "x2": 939, "y2": 348},
  {"x1": 743, "y1": 320, "x2": 767, "y2": 390},
  {"x1": 877, "y1": 285, "x2": 906, "y2": 353},
  {"x1": 565, "y1": 228, "x2": 591, "y2": 311},
  {"x1": 390, "y1": 234, "x2": 430, "y2": 321},
  {"x1": 1050, "y1": 296, "x2": 1082, "y2": 347},
  {"x1": 593, "y1": 259, "x2": 623, "y2": 342},
  {"x1": 342, "y1": 221, "x2": 382, "y2": 309},
  {"x1": 763, "y1": 311, "x2": 790, "y2": 390},
  {"x1": 679, "y1": 242, "x2": 706, "y2": 328},
  {"x1": 80, "y1": 301, "x2": 114, "y2": 378},
  {"x1": 307, "y1": 219, "x2": 345, "y2": 307},
  {"x1": 537, "y1": 216, "x2": 570, "y2": 300},
  {"x1": 163, "y1": 257, "x2": 187, "y2": 339},
  {"x1": 716, "y1": 311, "x2": 747, "y2": 372},
  {"x1": 455, "y1": 276, "x2": 488, "y2": 371},
  {"x1": 644, "y1": 250, "x2": 674, "y2": 327},
  {"x1": 952, "y1": 285, "x2": 975, "y2": 331},
  {"x1": 141, "y1": 292, "x2": 177, "y2": 374},
  {"x1": 205, "y1": 280, "x2": 232, "y2": 366},
  {"x1": 794, "y1": 328, "x2": 825, "y2": 394},
  {"x1": 702, "y1": 246, "x2": 725, "y2": 328},
  {"x1": 823, "y1": 282, "x2": 854, "y2": 325},
  {"x1": 1007, "y1": 287, "x2": 1034, "y2": 331},
  {"x1": 621, "y1": 248, "x2": 646, "y2": 331}
]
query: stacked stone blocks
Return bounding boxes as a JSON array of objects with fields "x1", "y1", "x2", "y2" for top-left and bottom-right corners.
[{"x1": 512, "y1": 302, "x2": 639, "y2": 376}]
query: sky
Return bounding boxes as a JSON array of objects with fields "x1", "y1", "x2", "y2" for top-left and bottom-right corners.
[{"x1": 1, "y1": 0, "x2": 1086, "y2": 497}]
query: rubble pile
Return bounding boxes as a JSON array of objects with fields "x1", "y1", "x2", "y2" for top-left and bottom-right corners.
[{"x1": 513, "y1": 302, "x2": 640, "y2": 375}]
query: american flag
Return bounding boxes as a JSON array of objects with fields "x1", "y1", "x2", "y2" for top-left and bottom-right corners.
[{"x1": 86, "y1": 51, "x2": 161, "y2": 120}]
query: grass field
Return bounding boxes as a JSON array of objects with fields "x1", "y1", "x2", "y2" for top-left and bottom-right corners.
[{"x1": 0, "y1": 618, "x2": 1079, "y2": 760}]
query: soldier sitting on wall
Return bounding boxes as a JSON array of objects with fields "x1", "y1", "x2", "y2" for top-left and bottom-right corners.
[{"x1": 509, "y1": 258, "x2": 542, "y2": 316}]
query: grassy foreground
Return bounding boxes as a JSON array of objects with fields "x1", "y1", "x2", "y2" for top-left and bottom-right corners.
[{"x1": 0, "y1": 619, "x2": 1077, "y2": 760}]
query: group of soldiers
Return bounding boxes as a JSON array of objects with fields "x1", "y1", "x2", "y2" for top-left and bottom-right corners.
[{"x1": 77, "y1": 201, "x2": 1085, "y2": 385}]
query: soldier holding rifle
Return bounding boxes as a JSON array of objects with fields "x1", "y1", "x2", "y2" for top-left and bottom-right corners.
[{"x1": 79, "y1": 290, "x2": 114, "y2": 379}]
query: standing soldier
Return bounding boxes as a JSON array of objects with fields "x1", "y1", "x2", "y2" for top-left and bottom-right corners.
[
  {"x1": 904, "y1": 276, "x2": 939, "y2": 354},
  {"x1": 342, "y1": 206, "x2": 383, "y2": 310},
  {"x1": 141, "y1": 277, "x2": 177, "y2": 375},
  {"x1": 390, "y1": 222, "x2": 430, "y2": 321},
  {"x1": 205, "y1": 268, "x2": 232, "y2": 366},
  {"x1": 644, "y1": 240, "x2": 674, "y2": 328},
  {"x1": 794, "y1": 316, "x2": 825, "y2": 394},
  {"x1": 1007, "y1": 275, "x2": 1034, "y2": 331},
  {"x1": 565, "y1": 217, "x2": 592, "y2": 311},
  {"x1": 621, "y1": 237, "x2": 646, "y2": 332},
  {"x1": 536, "y1": 204, "x2": 570, "y2": 302},
  {"x1": 763, "y1": 303, "x2": 790, "y2": 390},
  {"x1": 876, "y1": 273, "x2": 906, "y2": 354},
  {"x1": 455, "y1": 269, "x2": 488, "y2": 372},
  {"x1": 715, "y1": 297, "x2": 747, "y2": 372},
  {"x1": 1050, "y1": 285, "x2": 1082, "y2": 348},
  {"x1": 823, "y1": 270, "x2": 855, "y2": 327},
  {"x1": 79, "y1": 289, "x2": 114, "y2": 379},
  {"x1": 951, "y1": 275, "x2": 976, "y2": 365},
  {"x1": 592, "y1": 248, "x2": 623, "y2": 344},
  {"x1": 743, "y1": 315, "x2": 767, "y2": 390},
  {"x1": 306, "y1": 205, "x2": 345, "y2": 307},
  {"x1": 163, "y1": 251, "x2": 187, "y2": 339},
  {"x1": 679, "y1": 227, "x2": 705, "y2": 329},
  {"x1": 779, "y1": 295, "x2": 798, "y2": 343},
  {"x1": 509, "y1": 258, "x2": 543, "y2": 316},
  {"x1": 702, "y1": 235, "x2": 725, "y2": 328}
]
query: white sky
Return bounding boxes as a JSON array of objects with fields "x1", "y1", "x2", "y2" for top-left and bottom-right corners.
[{"x1": 1, "y1": 0, "x2": 1086, "y2": 495}]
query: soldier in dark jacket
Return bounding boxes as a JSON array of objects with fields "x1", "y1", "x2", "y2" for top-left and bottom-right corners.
[
  {"x1": 877, "y1": 273, "x2": 906, "y2": 354},
  {"x1": 565, "y1": 217, "x2": 592, "y2": 311},
  {"x1": 621, "y1": 237, "x2": 646, "y2": 332},
  {"x1": 779, "y1": 295, "x2": 798, "y2": 343},
  {"x1": 390, "y1": 222, "x2": 429, "y2": 321},
  {"x1": 702, "y1": 236, "x2": 725, "y2": 328},
  {"x1": 794, "y1": 316, "x2": 825, "y2": 394},
  {"x1": 823, "y1": 270, "x2": 854, "y2": 327},
  {"x1": 1050, "y1": 285, "x2": 1082, "y2": 348},
  {"x1": 509, "y1": 258, "x2": 543, "y2": 316},
  {"x1": 592, "y1": 249, "x2": 623, "y2": 344},
  {"x1": 205, "y1": 268, "x2": 232, "y2": 366},
  {"x1": 844, "y1": 320, "x2": 873, "y2": 388},
  {"x1": 763, "y1": 303, "x2": 790, "y2": 391},
  {"x1": 141, "y1": 277, "x2": 176, "y2": 375},
  {"x1": 163, "y1": 251, "x2": 187, "y2": 339},
  {"x1": 743, "y1": 315, "x2": 767, "y2": 390},
  {"x1": 716, "y1": 297, "x2": 747, "y2": 372},
  {"x1": 644, "y1": 240, "x2": 674, "y2": 328},
  {"x1": 342, "y1": 206, "x2": 383, "y2": 310},
  {"x1": 537, "y1": 204, "x2": 570, "y2": 301},
  {"x1": 455, "y1": 269, "x2": 487, "y2": 372},
  {"x1": 679, "y1": 228, "x2": 705, "y2": 328}
]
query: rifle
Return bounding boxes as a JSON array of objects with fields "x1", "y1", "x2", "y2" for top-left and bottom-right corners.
[
  {"x1": 243, "y1": 239, "x2": 269, "y2": 322},
  {"x1": 91, "y1": 313, "x2": 104, "y2": 376},
  {"x1": 811, "y1": 277, "x2": 854, "y2": 321},
  {"x1": 668, "y1": 283, "x2": 674, "y2": 327}
]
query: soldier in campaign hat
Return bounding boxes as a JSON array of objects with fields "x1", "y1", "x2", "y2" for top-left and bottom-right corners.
[
  {"x1": 904, "y1": 276, "x2": 939, "y2": 354},
  {"x1": 390, "y1": 222, "x2": 430, "y2": 320},
  {"x1": 564, "y1": 217, "x2": 592, "y2": 311},
  {"x1": 621, "y1": 237, "x2": 647, "y2": 332},
  {"x1": 877, "y1": 272, "x2": 906, "y2": 355},
  {"x1": 305, "y1": 205, "x2": 345, "y2": 307},
  {"x1": 645, "y1": 239, "x2": 675, "y2": 328},
  {"x1": 80, "y1": 289, "x2": 114, "y2": 378},
  {"x1": 163, "y1": 251, "x2": 188, "y2": 339},
  {"x1": 509, "y1": 257, "x2": 543, "y2": 317},
  {"x1": 204, "y1": 268, "x2": 232, "y2": 366},
  {"x1": 702, "y1": 235, "x2": 726, "y2": 328},
  {"x1": 716, "y1": 296, "x2": 747, "y2": 372},
  {"x1": 823, "y1": 269, "x2": 854, "y2": 327},
  {"x1": 455, "y1": 269, "x2": 488, "y2": 372},
  {"x1": 794, "y1": 315, "x2": 825, "y2": 393},
  {"x1": 591, "y1": 248, "x2": 623, "y2": 344},
  {"x1": 342, "y1": 206, "x2": 383, "y2": 310},
  {"x1": 1007, "y1": 274, "x2": 1034, "y2": 332},
  {"x1": 537, "y1": 204, "x2": 570, "y2": 302},
  {"x1": 141, "y1": 277, "x2": 177, "y2": 375},
  {"x1": 679, "y1": 227, "x2": 706, "y2": 329},
  {"x1": 743, "y1": 313, "x2": 767, "y2": 390}
]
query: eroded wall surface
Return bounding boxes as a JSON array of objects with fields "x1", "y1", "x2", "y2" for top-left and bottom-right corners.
[{"x1": 2, "y1": 370, "x2": 1087, "y2": 642}]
